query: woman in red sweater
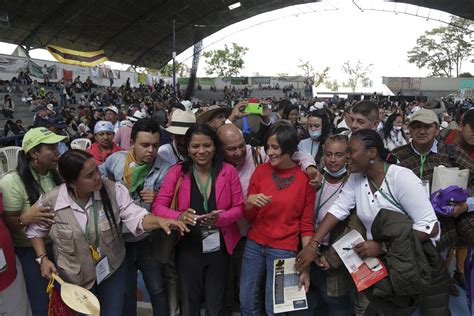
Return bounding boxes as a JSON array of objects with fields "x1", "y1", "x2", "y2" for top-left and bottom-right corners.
[{"x1": 240, "y1": 120, "x2": 315, "y2": 315}]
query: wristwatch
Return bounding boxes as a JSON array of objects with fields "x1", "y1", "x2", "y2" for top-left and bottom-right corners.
[{"x1": 35, "y1": 254, "x2": 47, "y2": 265}]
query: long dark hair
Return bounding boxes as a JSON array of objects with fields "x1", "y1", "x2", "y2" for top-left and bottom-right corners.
[
  {"x1": 17, "y1": 146, "x2": 62, "y2": 206},
  {"x1": 58, "y1": 149, "x2": 119, "y2": 235},
  {"x1": 182, "y1": 124, "x2": 223, "y2": 183},
  {"x1": 351, "y1": 129, "x2": 398, "y2": 164},
  {"x1": 383, "y1": 113, "x2": 407, "y2": 141},
  {"x1": 307, "y1": 109, "x2": 331, "y2": 144}
]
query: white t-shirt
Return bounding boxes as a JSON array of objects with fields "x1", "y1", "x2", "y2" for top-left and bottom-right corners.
[{"x1": 327, "y1": 164, "x2": 438, "y2": 240}]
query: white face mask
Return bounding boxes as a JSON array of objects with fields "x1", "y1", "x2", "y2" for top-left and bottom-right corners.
[
  {"x1": 323, "y1": 166, "x2": 347, "y2": 178},
  {"x1": 309, "y1": 130, "x2": 322, "y2": 139},
  {"x1": 393, "y1": 125, "x2": 403, "y2": 131}
]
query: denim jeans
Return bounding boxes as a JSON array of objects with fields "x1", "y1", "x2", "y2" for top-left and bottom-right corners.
[
  {"x1": 83, "y1": 259, "x2": 128, "y2": 316},
  {"x1": 240, "y1": 239, "x2": 306, "y2": 316},
  {"x1": 122, "y1": 238, "x2": 169, "y2": 316},
  {"x1": 15, "y1": 246, "x2": 52, "y2": 316},
  {"x1": 306, "y1": 263, "x2": 352, "y2": 316}
]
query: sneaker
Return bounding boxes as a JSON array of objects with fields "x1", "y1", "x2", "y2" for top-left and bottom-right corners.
[
  {"x1": 453, "y1": 270, "x2": 467, "y2": 290},
  {"x1": 449, "y1": 278, "x2": 460, "y2": 296}
]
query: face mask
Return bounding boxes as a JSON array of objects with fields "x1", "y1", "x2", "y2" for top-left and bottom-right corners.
[
  {"x1": 324, "y1": 166, "x2": 347, "y2": 178},
  {"x1": 309, "y1": 130, "x2": 322, "y2": 139},
  {"x1": 393, "y1": 126, "x2": 402, "y2": 131}
]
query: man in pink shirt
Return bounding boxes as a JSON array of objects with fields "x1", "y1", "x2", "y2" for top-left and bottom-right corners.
[{"x1": 114, "y1": 111, "x2": 145, "y2": 150}]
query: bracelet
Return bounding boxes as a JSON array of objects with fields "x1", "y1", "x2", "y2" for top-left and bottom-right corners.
[{"x1": 309, "y1": 238, "x2": 321, "y2": 250}]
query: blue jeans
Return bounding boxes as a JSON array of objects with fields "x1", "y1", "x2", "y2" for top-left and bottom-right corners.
[
  {"x1": 240, "y1": 239, "x2": 306, "y2": 316},
  {"x1": 306, "y1": 263, "x2": 352, "y2": 316},
  {"x1": 122, "y1": 238, "x2": 169, "y2": 316},
  {"x1": 16, "y1": 246, "x2": 52, "y2": 316},
  {"x1": 84, "y1": 259, "x2": 128, "y2": 316}
]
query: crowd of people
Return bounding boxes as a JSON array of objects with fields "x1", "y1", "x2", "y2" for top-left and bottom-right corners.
[{"x1": 1, "y1": 75, "x2": 474, "y2": 316}]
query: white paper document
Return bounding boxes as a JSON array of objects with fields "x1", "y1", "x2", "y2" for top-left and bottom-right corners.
[
  {"x1": 273, "y1": 258, "x2": 308, "y2": 314},
  {"x1": 332, "y1": 230, "x2": 388, "y2": 291}
]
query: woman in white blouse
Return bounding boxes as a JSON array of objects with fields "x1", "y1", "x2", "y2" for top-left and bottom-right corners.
[{"x1": 296, "y1": 128, "x2": 439, "y2": 266}]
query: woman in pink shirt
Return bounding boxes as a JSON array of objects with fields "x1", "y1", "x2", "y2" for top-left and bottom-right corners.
[
  {"x1": 152, "y1": 123, "x2": 244, "y2": 315},
  {"x1": 26, "y1": 150, "x2": 187, "y2": 316}
]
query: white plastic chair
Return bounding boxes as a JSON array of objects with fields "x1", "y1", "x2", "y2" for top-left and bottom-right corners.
[
  {"x1": 0, "y1": 146, "x2": 21, "y2": 172},
  {"x1": 70, "y1": 138, "x2": 91, "y2": 150}
]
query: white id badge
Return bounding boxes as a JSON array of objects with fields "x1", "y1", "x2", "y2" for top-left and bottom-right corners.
[
  {"x1": 0, "y1": 248, "x2": 6, "y2": 272},
  {"x1": 421, "y1": 180, "x2": 430, "y2": 198},
  {"x1": 201, "y1": 229, "x2": 221, "y2": 253},
  {"x1": 95, "y1": 256, "x2": 111, "y2": 285}
]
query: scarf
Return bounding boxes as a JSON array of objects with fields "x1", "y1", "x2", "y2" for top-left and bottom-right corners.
[{"x1": 123, "y1": 149, "x2": 153, "y2": 193}]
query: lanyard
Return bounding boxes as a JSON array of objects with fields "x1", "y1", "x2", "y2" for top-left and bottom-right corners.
[
  {"x1": 80, "y1": 200, "x2": 99, "y2": 249},
  {"x1": 368, "y1": 163, "x2": 406, "y2": 214},
  {"x1": 419, "y1": 154, "x2": 427, "y2": 178},
  {"x1": 315, "y1": 178, "x2": 346, "y2": 212},
  {"x1": 99, "y1": 146, "x2": 112, "y2": 163},
  {"x1": 193, "y1": 166, "x2": 213, "y2": 213}
]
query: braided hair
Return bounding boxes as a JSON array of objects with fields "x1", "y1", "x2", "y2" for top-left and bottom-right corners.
[{"x1": 351, "y1": 129, "x2": 398, "y2": 164}]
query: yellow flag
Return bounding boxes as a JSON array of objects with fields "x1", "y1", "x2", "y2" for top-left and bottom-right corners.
[{"x1": 46, "y1": 45, "x2": 108, "y2": 67}]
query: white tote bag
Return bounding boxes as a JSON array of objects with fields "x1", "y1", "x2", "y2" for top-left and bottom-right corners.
[{"x1": 431, "y1": 165, "x2": 469, "y2": 193}]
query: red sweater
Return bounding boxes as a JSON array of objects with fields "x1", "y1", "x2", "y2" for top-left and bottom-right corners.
[{"x1": 245, "y1": 162, "x2": 315, "y2": 251}]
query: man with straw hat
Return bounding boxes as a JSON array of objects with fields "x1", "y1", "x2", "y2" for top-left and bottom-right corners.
[{"x1": 158, "y1": 109, "x2": 196, "y2": 165}]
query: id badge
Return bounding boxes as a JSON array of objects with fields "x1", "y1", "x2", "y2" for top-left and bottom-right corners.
[
  {"x1": 201, "y1": 229, "x2": 221, "y2": 253},
  {"x1": 421, "y1": 180, "x2": 430, "y2": 198},
  {"x1": 95, "y1": 256, "x2": 111, "y2": 285},
  {"x1": 0, "y1": 248, "x2": 6, "y2": 272}
]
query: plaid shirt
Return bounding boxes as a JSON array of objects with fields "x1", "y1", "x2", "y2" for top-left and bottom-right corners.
[
  {"x1": 393, "y1": 140, "x2": 474, "y2": 251},
  {"x1": 392, "y1": 140, "x2": 474, "y2": 187}
]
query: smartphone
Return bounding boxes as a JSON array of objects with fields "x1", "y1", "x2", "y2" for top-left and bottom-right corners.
[
  {"x1": 244, "y1": 98, "x2": 263, "y2": 115},
  {"x1": 195, "y1": 210, "x2": 224, "y2": 220}
]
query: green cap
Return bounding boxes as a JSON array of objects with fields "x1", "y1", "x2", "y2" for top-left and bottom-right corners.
[{"x1": 22, "y1": 127, "x2": 67, "y2": 153}]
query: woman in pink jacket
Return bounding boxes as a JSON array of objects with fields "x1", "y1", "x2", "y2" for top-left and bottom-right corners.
[{"x1": 152, "y1": 123, "x2": 244, "y2": 316}]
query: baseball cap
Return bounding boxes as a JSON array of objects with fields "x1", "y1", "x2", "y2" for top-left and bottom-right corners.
[
  {"x1": 409, "y1": 109, "x2": 439, "y2": 126},
  {"x1": 94, "y1": 121, "x2": 115, "y2": 134},
  {"x1": 104, "y1": 105, "x2": 118, "y2": 115},
  {"x1": 22, "y1": 127, "x2": 67, "y2": 153},
  {"x1": 46, "y1": 116, "x2": 67, "y2": 129}
]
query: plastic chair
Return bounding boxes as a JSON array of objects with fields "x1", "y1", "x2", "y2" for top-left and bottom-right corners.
[
  {"x1": 70, "y1": 138, "x2": 91, "y2": 150},
  {"x1": 0, "y1": 146, "x2": 21, "y2": 172}
]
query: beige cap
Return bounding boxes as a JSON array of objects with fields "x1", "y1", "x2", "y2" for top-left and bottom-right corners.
[{"x1": 409, "y1": 109, "x2": 439, "y2": 126}]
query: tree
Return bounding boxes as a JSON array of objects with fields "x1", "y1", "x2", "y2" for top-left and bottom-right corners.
[
  {"x1": 276, "y1": 72, "x2": 289, "y2": 77},
  {"x1": 155, "y1": 62, "x2": 186, "y2": 77},
  {"x1": 297, "y1": 59, "x2": 330, "y2": 87},
  {"x1": 407, "y1": 16, "x2": 474, "y2": 77},
  {"x1": 202, "y1": 43, "x2": 248, "y2": 78},
  {"x1": 325, "y1": 79, "x2": 339, "y2": 91},
  {"x1": 460, "y1": 72, "x2": 473, "y2": 77},
  {"x1": 342, "y1": 60, "x2": 373, "y2": 92}
]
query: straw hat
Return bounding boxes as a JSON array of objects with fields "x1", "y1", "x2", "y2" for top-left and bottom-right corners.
[
  {"x1": 196, "y1": 105, "x2": 231, "y2": 123},
  {"x1": 165, "y1": 109, "x2": 196, "y2": 135}
]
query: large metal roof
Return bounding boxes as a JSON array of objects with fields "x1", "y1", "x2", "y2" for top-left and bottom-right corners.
[{"x1": 0, "y1": 0, "x2": 472, "y2": 68}]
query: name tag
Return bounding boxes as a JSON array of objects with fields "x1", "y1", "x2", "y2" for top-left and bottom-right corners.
[
  {"x1": 0, "y1": 248, "x2": 6, "y2": 272},
  {"x1": 95, "y1": 256, "x2": 111, "y2": 285},
  {"x1": 201, "y1": 229, "x2": 220, "y2": 253}
]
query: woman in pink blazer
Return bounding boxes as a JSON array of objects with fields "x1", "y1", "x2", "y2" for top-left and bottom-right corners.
[{"x1": 152, "y1": 123, "x2": 244, "y2": 316}]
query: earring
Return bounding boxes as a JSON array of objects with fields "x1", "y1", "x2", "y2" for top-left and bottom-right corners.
[{"x1": 369, "y1": 159, "x2": 375, "y2": 165}]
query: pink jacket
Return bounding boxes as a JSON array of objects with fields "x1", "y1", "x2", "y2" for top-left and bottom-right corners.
[{"x1": 152, "y1": 162, "x2": 244, "y2": 254}]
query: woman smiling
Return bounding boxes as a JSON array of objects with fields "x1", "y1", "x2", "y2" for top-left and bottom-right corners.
[{"x1": 152, "y1": 123, "x2": 244, "y2": 315}]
